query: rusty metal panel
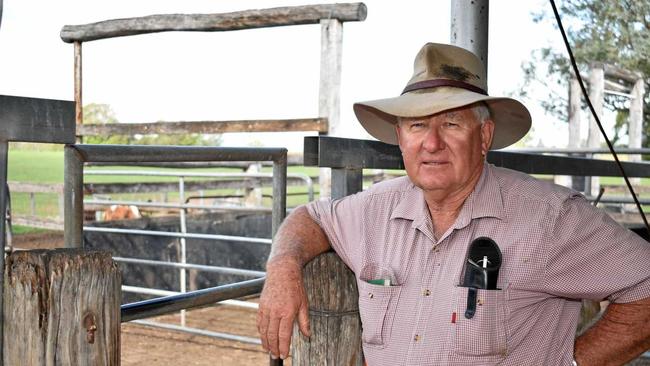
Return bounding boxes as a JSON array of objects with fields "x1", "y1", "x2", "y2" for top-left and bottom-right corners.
[{"x1": 0, "y1": 95, "x2": 75, "y2": 143}]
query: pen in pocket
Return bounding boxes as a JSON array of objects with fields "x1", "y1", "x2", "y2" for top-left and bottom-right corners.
[{"x1": 367, "y1": 278, "x2": 391, "y2": 286}]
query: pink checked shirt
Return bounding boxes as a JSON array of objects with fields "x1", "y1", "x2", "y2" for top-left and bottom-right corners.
[{"x1": 306, "y1": 163, "x2": 650, "y2": 366}]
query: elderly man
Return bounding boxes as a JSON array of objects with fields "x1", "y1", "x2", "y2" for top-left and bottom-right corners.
[{"x1": 257, "y1": 43, "x2": 650, "y2": 365}]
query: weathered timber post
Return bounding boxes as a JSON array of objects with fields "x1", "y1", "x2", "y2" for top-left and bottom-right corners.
[
  {"x1": 292, "y1": 251, "x2": 362, "y2": 365},
  {"x1": 318, "y1": 18, "x2": 344, "y2": 200},
  {"x1": 3, "y1": 249, "x2": 121, "y2": 365},
  {"x1": 568, "y1": 75, "x2": 584, "y2": 191},
  {"x1": 628, "y1": 76, "x2": 645, "y2": 187},
  {"x1": 587, "y1": 63, "x2": 604, "y2": 197}
]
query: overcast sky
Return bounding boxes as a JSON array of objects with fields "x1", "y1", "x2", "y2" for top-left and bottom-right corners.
[{"x1": 0, "y1": 0, "x2": 577, "y2": 152}]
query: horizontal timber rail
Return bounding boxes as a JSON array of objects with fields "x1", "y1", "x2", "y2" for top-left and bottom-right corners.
[
  {"x1": 60, "y1": 3, "x2": 367, "y2": 43},
  {"x1": 121, "y1": 277, "x2": 265, "y2": 322},
  {"x1": 77, "y1": 118, "x2": 328, "y2": 136},
  {"x1": 304, "y1": 136, "x2": 650, "y2": 177},
  {"x1": 508, "y1": 147, "x2": 650, "y2": 154}
]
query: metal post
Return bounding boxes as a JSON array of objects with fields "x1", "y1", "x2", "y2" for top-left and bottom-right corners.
[
  {"x1": 0, "y1": 140, "x2": 8, "y2": 365},
  {"x1": 64, "y1": 145, "x2": 84, "y2": 248},
  {"x1": 331, "y1": 168, "x2": 363, "y2": 199},
  {"x1": 271, "y1": 152, "x2": 287, "y2": 237},
  {"x1": 318, "y1": 18, "x2": 343, "y2": 200},
  {"x1": 178, "y1": 177, "x2": 187, "y2": 326},
  {"x1": 29, "y1": 192, "x2": 36, "y2": 216},
  {"x1": 450, "y1": 0, "x2": 489, "y2": 78}
]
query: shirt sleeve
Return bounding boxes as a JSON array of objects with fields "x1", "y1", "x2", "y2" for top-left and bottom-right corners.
[
  {"x1": 304, "y1": 194, "x2": 365, "y2": 274},
  {"x1": 544, "y1": 194, "x2": 650, "y2": 303}
]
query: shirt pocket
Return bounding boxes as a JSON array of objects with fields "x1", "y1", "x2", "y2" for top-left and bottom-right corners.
[
  {"x1": 357, "y1": 280, "x2": 402, "y2": 348},
  {"x1": 452, "y1": 286, "x2": 508, "y2": 359}
]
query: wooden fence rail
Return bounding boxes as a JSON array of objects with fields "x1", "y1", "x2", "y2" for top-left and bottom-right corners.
[
  {"x1": 78, "y1": 118, "x2": 328, "y2": 137},
  {"x1": 60, "y1": 3, "x2": 367, "y2": 43}
]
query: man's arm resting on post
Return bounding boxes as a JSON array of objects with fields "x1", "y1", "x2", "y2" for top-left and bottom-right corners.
[
  {"x1": 574, "y1": 296, "x2": 650, "y2": 366},
  {"x1": 257, "y1": 205, "x2": 331, "y2": 360}
]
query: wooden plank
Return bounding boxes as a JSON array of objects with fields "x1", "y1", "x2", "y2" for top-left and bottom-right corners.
[
  {"x1": 77, "y1": 118, "x2": 328, "y2": 136},
  {"x1": 292, "y1": 251, "x2": 362, "y2": 365},
  {"x1": 12, "y1": 216, "x2": 64, "y2": 231},
  {"x1": 3, "y1": 249, "x2": 121, "y2": 365},
  {"x1": 602, "y1": 63, "x2": 643, "y2": 83},
  {"x1": 8, "y1": 182, "x2": 63, "y2": 194},
  {"x1": 60, "y1": 3, "x2": 367, "y2": 43},
  {"x1": 0, "y1": 95, "x2": 75, "y2": 144}
]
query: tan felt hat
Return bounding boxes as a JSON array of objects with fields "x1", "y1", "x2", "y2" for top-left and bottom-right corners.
[{"x1": 353, "y1": 42, "x2": 532, "y2": 150}]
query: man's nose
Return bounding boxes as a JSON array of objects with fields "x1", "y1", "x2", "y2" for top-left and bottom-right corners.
[{"x1": 422, "y1": 127, "x2": 445, "y2": 152}]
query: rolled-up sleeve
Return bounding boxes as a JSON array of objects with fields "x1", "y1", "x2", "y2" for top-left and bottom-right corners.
[
  {"x1": 544, "y1": 195, "x2": 650, "y2": 303},
  {"x1": 305, "y1": 194, "x2": 366, "y2": 273}
]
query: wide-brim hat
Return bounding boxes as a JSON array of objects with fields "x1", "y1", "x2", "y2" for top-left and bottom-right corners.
[{"x1": 353, "y1": 42, "x2": 531, "y2": 150}]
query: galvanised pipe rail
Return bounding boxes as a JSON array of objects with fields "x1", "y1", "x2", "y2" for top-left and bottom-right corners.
[
  {"x1": 122, "y1": 285, "x2": 258, "y2": 309},
  {"x1": 113, "y1": 256, "x2": 266, "y2": 277},
  {"x1": 131, "y1": 319, "x2": 261, "y2": 345},
  {"x1": 84, "y1": 226, "x2": 272, "y2": 245},
  {"x1": 84, "y1": 198, "x2": 272, "y2": 212},
  {"x1": 121, "y1": 277, "x2": 265, "y2": 322},
  {"x1": 85, "y1": 169, "x2": 314, "y2": 201}
]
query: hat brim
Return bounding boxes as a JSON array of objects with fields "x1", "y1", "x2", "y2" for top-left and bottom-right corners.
[{"x1": 353, "y1": 87, "x2": 531, "y2": 150}]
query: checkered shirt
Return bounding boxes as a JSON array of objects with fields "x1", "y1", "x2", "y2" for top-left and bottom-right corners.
[{"x1": 306, "y1": 163, "x2": 650, "y2": 366}]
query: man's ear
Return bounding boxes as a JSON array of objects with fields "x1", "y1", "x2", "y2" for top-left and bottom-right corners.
[
  {"x1": 480, "y1": 119, "x2": 495, "y2": 154},
  {"x1": 394, "y1": 121, "x2": 404, "y2": 147}
]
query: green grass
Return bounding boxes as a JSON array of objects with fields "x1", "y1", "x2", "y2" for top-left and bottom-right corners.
[{"x1": 12, "y1": 225, "x2": 52, "y2": 235}]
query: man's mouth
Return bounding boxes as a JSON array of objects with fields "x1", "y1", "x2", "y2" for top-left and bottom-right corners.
[{"x1": 422, "y1": 161, "x2": 448, "y2": 165}]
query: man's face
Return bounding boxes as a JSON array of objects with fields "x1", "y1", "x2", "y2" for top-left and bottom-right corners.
[{"x1": 395, "y1": 106, "x2": 495, "y2": 196}]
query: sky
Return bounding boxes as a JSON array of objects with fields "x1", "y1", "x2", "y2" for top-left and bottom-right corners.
[{"x1": 0, "y1": 0, "x2": 580, "y2": 152}]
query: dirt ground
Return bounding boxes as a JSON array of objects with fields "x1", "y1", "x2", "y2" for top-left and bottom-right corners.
[{"x1": 12, "y1": 231, "x2": 280, "y2": 366}]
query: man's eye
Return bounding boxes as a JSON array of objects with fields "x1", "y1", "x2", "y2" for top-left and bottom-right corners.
[
  {"x1": 410, "y1": 122, "x2": 425, "y2": 129},
  {"x1": 443, "y1": 122, "x2": 459, "y2": 128}
]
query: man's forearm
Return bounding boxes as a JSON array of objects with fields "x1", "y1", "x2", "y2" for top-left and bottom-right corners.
[
  {"x1": 574, "y1": 297, "x2": 650, "y2": 365},
  {"x1": 267, "y1": 205, "x2": 331, "y2": 267}
]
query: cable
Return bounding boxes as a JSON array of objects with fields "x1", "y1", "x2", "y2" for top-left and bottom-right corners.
[{"x1": 549, "y1": 0, "x2": 650, "y2": 235}]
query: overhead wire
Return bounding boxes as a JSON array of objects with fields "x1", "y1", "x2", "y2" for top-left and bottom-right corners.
[{"x1": 549, "y1": 0, "x2": 650, "y2": 235}]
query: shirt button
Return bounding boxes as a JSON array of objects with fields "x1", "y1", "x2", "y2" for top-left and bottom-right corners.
[
  {"x1": 423, "y1": 289, "x2": 431, "y2": 296},
  {"x1": 414, "y1": 334, "x2": 420, "y2": 342},
  {"x1": 368, "y1": 293, "x2": 374, "y2": 299}
]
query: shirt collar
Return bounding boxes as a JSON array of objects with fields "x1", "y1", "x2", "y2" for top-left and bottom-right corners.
[{"x1": 452, "y1": 162, "x2": 505, "y2": 230}]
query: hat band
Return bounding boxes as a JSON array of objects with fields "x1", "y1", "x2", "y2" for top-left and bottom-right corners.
[{"x1": 401, "y1": 79, "x2": 487, "y2": 95}]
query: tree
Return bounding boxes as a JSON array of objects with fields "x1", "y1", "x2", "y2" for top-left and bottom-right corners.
[
  {"x1": 82, "y1": 103, "x2": 132, "y2": 145},
  {"x1": 521, "y1": 0, "x2": 650, "y2": 146}
]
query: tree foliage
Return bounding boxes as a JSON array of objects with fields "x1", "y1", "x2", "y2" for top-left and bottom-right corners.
[{"x1": 522, "y1": 0, "x2": 650, "y2": 146}]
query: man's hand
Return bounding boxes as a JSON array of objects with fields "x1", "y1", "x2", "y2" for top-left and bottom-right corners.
[{"x1": 257, "y1": 258, "x2": 311, "y2": 360}]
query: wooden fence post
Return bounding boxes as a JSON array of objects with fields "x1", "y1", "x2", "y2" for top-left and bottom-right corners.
[
  {"x1": 291, "y1": 251, "x2": 363, "y2": 365},
  {"x1": 3, "y1": 249, "x2": 121, "y2": 365}
]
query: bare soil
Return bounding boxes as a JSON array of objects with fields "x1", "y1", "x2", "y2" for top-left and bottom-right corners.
[{"x1": 12, "y1": 231, "x2": 277, "y2": 366}]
